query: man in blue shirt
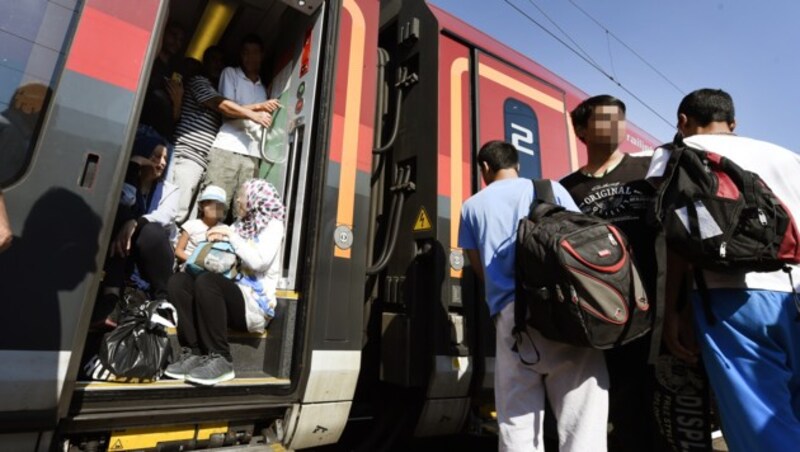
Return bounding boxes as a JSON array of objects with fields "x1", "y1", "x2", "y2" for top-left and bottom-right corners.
[{"x1": 459, "y1": 140, "x2": 608, "y2": 452}]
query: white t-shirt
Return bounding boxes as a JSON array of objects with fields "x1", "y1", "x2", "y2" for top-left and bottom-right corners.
[
  {"x1": 647, "y1": 134, "x2": 800, "y2": 292},
  {"x1": 211, "y1": 66, "x2": 267, "y2": 158},
  {"x1": 181, "y1": 219, "x2": 219, "y2": 257}
]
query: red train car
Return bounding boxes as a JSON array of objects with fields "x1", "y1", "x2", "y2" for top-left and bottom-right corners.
[{"x1": 0, "y1": 0, "x2": 657, "y2": 450}]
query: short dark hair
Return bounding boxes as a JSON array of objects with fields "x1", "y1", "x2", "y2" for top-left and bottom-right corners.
[
  {"x1": 203, "y1": 45, "x2": 223, "y2": 62},
  {"x1": 241, "y1": 33, "x2": 264, "y2": 51},
  {"x1": 477, "y1": 140, "x2": 518, "y2": 172},
  {"x1": 177, "y1": 57, "x2": 203, "y2": 79},
  {"x1": 678, "y1": 89, "x2": 735, "y2": 126},
  {"x1": 570, "y1": 95, "x2": 627, "y2": 129}
]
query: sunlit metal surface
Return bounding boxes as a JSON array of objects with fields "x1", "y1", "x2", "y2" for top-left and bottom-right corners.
[{"x1": 185, "y1": 0, "x2": 238, "y2": 60}]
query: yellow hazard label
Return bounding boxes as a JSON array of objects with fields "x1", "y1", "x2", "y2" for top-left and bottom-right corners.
[
  {"x1": 414, "y1": 206, "x2": 432, "y2": 231},
  {"x1": 107, "y1": 423, "x2": 218, "y2": 451}
]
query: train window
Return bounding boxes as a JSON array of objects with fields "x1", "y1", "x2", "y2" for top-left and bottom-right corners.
[
  {"x1": 0, "y1": 0, "x2": 79, "y2": 187},
  {"x1": 504, "y1": 98, "x2": 542, "y2": 179}
]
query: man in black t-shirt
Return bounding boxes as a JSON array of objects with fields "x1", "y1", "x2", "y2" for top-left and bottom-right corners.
[{"x1": 561, "y1": 95, "x2": 660, "y2": 452}]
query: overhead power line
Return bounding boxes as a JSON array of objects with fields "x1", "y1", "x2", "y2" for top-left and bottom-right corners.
[
  {"x1": 567, "y1": 0, "x2": 685, "y2": 95},
  {"x1": 522, "y1": 0, "x2": 603, "y2": 70},
  {"x1": 503, "y1": 0, "x2": 676, "y2": 129}
]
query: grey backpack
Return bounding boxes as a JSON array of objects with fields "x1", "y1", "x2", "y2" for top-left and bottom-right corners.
[{"x1": 514, "y1": 180, "x2": 652, "y2": 349}]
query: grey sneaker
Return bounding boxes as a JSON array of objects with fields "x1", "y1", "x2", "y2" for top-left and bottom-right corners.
[
  {"x1": 185, "y1": 353, "x2": 235, "y2": 386},
  {"x1": 164, "y1": 348, "x2": 204, "y2": 380}
]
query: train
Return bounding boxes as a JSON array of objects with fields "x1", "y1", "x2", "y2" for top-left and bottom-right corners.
[{"x1": 0, "y1": 0, "x2": 658, "y2": 450}]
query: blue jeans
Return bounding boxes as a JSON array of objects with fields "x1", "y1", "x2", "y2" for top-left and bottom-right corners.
[{"x1": 693, "y1": 289, "x2": 800, "y2": 452}]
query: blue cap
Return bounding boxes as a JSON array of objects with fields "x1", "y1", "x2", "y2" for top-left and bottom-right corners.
[{"x1": 197, "y1": 185, "x2": 227, "y2": 204}]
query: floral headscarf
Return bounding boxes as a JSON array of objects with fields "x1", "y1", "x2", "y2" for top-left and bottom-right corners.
[{"x1": 233, "y1": 179, "x2": 285, "y2": 240}]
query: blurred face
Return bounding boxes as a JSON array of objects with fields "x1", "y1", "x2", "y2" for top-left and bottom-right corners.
[
  {"x1": 240, "y1": 42, "x2": 263, "y2": 75},
  {"x1": 204, "y1": 50, "x2": 225, "y2": 79},
  {"x1": 234, "y1": 186, "x2": 248, "y2": 219},
  {"x1": 200, "y1": 200, "x2": 225, "y2": 221},
  {"x1": 162, "y1": 25, "x2": 185, "y2": 57},
  {"x1": 144, "y1": 145, "x2": 168, "y2": 180},
  {"x1": 582, "y1": 105, "x2": 626, "y2": 150}
]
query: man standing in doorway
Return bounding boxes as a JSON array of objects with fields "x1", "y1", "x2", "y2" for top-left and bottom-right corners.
[
  {"x1": 170, "y1": 48, "x2": 274, "y2": 224},
  {"x1": 560, "y1": 95, "x2": 658, "y2": 451},
  {"x1": 459, "y1": 140, "x2": 609, "y2": 452},
  {"x1": 204, "y1": 34, "x2": 280, "y2": 213}
]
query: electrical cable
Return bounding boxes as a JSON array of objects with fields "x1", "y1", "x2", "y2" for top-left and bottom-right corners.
[
  {"x1": 523, "y1": 0, "x2": 603, "y2": 70},
  {"x1": 567, "y1": 0, "x2": 685, "y2": 95},
  {"x1": 504, "y1": 0, "x2": 676, "y2": 129}
]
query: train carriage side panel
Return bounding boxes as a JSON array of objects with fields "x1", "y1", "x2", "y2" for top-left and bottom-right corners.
[
  {"x1": 0, "y1": 0, "x2": 165, "y2": 435},
  {"x1": 304, "y1": 0, "x2": 378, "y2": 377},
  {"x1": 285, "y1": 0, "x2": 379, "y2": 448},
  {"x1": 429, "y1": 3, "x2": 660, "y2": 158}
]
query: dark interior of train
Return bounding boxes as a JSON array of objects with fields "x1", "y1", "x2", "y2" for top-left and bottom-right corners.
[
  {"x1": 76, "y1": 0, "x2": 324, "y2": 392},
  {"x1": 172, "y1": 0, "x2": 314, "y2": 79}
]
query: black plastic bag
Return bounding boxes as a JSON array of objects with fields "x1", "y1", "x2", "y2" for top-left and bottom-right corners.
[{"x1": 85, "y1": 299, "x2": 177, "y2": 383}]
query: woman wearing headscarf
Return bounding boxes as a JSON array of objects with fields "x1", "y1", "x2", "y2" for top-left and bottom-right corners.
[
  {"x1": 93, "y1": 133, "x2": 179, "y2": 328},
  {"x1": 166, "y1": 178, "x2": 284, "y2": 385}
]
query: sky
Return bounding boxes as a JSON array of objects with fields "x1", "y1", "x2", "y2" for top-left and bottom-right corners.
[{"x1": 428, "y1": 0, "x2": 800, "y2": 152}]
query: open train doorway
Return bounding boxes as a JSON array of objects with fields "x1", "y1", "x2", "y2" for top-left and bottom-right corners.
[{"x1": 75, "y1": 0, "x2": 325, "y2": 402}]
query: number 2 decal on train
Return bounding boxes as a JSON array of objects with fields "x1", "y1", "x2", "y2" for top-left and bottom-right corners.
[{"x1": 504, "y1": 98, "x2": 541, "y2": 179}]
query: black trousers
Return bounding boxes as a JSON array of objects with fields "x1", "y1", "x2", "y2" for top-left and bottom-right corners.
[
  {"x1": 105, "y1": 221, "x2": 174, "y2": 299},
  {"x1": 605, "y1": 335, "x2": 661, "y2": 452},
  {"x1": 168, "y1": 272, "x2": 247, "y2": 360}
]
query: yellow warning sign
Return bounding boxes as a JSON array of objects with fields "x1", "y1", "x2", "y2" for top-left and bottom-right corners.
[
  {"x1": 108, "y1": 425, "x2": 196, "y2": 451},
  {"x1": 414, "y1": 206, "x2": 433, "y2": 231}
]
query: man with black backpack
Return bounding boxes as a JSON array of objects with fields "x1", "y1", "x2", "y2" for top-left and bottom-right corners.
[
  {"x1": 651, "y1": 89, "x2": 800, "y2": 451},
  {"x1": 459, "y1": 140, "x2": 609, "y2": 452},
  {"x1": 560, "y1": 95, "x2": 659, "y2": 452}
]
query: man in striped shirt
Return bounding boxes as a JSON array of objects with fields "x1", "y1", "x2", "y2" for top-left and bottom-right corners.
[{"x1": 170, "y1": 47, "x2": 276, "y2": 224}]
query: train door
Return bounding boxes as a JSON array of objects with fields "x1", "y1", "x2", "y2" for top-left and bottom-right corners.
[
  {"x1": 256, "y1": 3, "x2": 326, "y2": 293},
  {"x1": 0, "y1": 0, "x2": 167, "y2": 446},
  {"x1": 346, "y1": 2, "x2": 478, "y2": 445},
  {"x1": 63, "y1": 0, "x2": 381, "y2": 447},
  {"x1": 0, "y1": 0, "x2": 358, "y2": 449},
  {"x1": 70, "y1": 0, "x2": 328, "y2": 414}
]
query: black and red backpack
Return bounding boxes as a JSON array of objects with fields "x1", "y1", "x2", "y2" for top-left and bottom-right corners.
[
  {"x1": 514, "y1": 180, "x2": 652, "y2": 350},
  {"x1": 649, "y1": 135, "x2": 800, "y2": 273},
  {"x1": 648, "y1": 135, "x2": 800, "y2": 331}
]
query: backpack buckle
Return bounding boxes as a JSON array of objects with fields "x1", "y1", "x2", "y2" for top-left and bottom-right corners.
[{"x1": 758, "y1": 209, "x2": 768, "y2": 226}]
